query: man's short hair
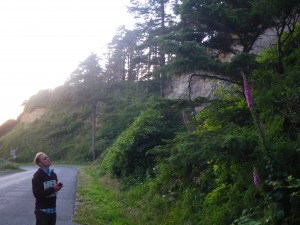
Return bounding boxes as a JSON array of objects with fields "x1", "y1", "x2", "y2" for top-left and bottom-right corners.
[{"x1": 34, "y1": 152, "x2": 45, "y2": 165}]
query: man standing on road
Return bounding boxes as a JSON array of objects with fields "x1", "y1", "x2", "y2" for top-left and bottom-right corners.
[{"x1": 32, "y1": 152, "x2": 63, "y2": 225}]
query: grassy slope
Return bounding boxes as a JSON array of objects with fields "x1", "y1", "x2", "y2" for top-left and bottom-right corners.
[{"x1": 73, "y1": 167, "x2": 136, "y2": 225}]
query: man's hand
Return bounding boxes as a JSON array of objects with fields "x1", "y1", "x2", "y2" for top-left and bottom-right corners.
[{"x1": 54, "y1": 182, "x2": 63, "y2": 191}]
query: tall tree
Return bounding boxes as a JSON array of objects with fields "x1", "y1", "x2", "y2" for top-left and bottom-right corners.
[
  {"x1": 178, "y1": 0, "x2": 275, "y2": 54},
  {"x1": 104, "y1": 27, "x2": 141, "y2": 82},
  {"x1": 129, "y1": 0, "x2": 179, "y2": 97},
  {"x1": 66, "y1": 53, "x2": 104, "y2": 160},
  {"x1": 161, "y1": 0, "x2": 300, "y2": 82},
  {"x1": 259, "y1": 0, "x2": 300, "y2": 74}
]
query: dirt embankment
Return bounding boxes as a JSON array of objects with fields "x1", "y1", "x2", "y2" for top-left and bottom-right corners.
[{"x1": 20, "y1": 108, "x2": 47, "y2": 123}]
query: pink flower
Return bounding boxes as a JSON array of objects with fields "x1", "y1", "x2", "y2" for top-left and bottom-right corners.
[
  {"x1": 182, "y1": 111, "x2": 188, "y2": 126},
  {"x1": 243, "y1": 76, "x2": 253, "y2": 108},
  {"x1": 253, "y1": 168, "x2": 260, "y2": 186}
]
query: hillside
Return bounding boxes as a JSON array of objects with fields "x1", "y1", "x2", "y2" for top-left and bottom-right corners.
[{"x1": 19, "y1": 108, "x2": 47, "y2": 124}]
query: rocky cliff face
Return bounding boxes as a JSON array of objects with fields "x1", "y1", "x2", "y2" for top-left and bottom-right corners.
[
  {"x1": 164, "y1": 74, "x2": 228, "y2": 100},
  {"x1": 164, "y1": 28, "x2": 277, "y2": 100},
  {"x1": 251, "y1": 28, "x2": 278, "y2": 55}
]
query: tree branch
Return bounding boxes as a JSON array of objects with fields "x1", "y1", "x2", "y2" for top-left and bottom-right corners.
[{"x1": 187, "y1": 71, "x2": 242, "y2": 101}]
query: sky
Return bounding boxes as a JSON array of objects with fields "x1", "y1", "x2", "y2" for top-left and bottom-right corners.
[{"x1": 0, "y1": 0, "x2": 134, "y2": 125}]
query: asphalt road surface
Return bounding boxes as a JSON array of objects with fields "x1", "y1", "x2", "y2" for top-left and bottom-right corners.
[{"x1": 0, "y1": 165, "x2": 78, "y2": 225}]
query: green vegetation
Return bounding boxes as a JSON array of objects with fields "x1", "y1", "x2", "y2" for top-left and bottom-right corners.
[
  {"x1": 0, "y1": 0, "x2": 300, "y2": 224},
  {"x1": 74, "y1": 167, "x2": 135, "y2": 225},
  {"x1": 0, "y1": 158, "x2": 20, "y2": 171}
]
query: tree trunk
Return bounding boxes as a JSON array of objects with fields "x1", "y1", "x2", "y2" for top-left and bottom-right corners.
[
  {"x1": 159, "y1": 0, "x2": 166, "y2": 98},
  {"x1": 91, "y1": 102, "x2": 97, "y2": 161}
]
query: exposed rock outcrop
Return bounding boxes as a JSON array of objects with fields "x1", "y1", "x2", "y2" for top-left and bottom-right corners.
[
  {"x1": 165, "y1": 28, "x2": 277, "y2": 101},
  {"x1": 164, "y1": 74, "x2": 229, "y2": 100}
]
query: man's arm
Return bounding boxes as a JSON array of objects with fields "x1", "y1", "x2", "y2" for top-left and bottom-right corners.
[{"x1": 32, "y1": 177, "x2": 56, "y2": 198}]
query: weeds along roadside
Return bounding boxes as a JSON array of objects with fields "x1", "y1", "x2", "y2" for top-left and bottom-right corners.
[{"x1": 73, "y1": 166, "x2": 135, "y2": 225}]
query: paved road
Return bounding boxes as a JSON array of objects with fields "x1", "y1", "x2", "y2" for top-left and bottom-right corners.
[{"x1": 0, "y1": 165, "x2": 78, "y2": 225}]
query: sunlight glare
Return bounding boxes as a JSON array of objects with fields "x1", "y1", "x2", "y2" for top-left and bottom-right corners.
[{"x1": 0, "y1": 0, "x2": 134, "y2": 125}]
